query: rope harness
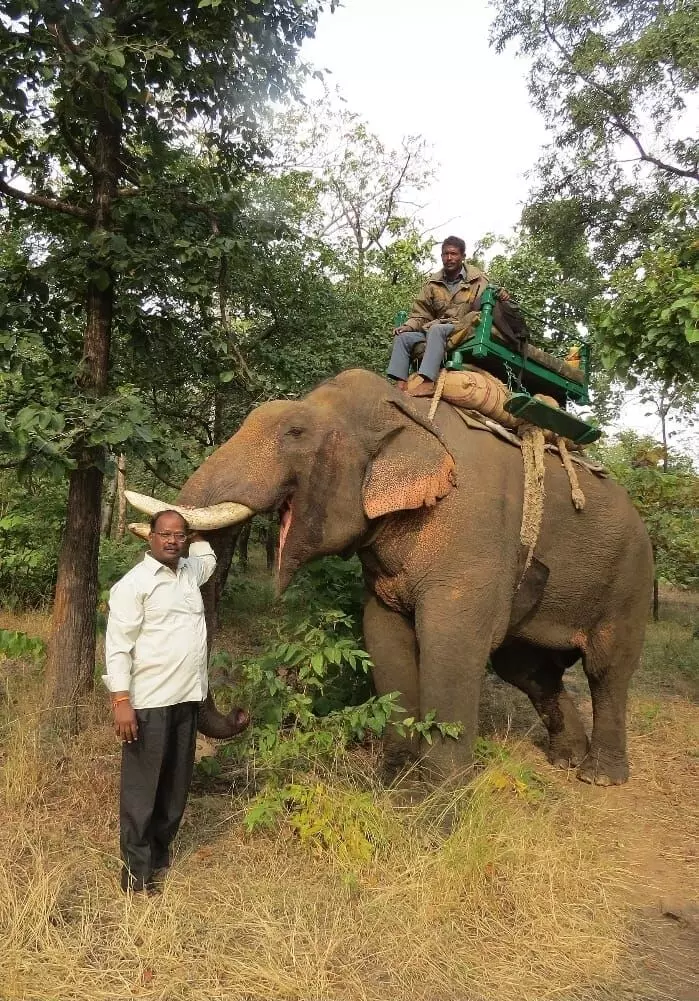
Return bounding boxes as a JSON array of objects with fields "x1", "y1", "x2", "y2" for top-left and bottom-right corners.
[{"x1": 422, "y1": 366, "x2": 603, "y2": 575}]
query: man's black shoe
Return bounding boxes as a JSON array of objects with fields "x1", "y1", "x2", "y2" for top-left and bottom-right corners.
[{"x1": 121, "y1": 868, "x2": 159, "y2": 895}]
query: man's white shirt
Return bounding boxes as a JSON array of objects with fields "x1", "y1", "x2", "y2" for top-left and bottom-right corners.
[{"x1": 103, "y1": 541, "x2": 217, "y2": 709}]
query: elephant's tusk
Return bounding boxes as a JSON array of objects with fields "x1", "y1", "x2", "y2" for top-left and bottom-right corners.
[
  {"x1": 124, "y1": 490, "x2": 255, "y2": 530},
  {"x1": 128, "y1": 522, "x2": 151, "y2": 540}
]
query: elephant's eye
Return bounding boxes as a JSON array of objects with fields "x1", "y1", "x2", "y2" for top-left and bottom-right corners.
[{"x1": 286, "y1": 426, "x2": 305, "y2": 439}]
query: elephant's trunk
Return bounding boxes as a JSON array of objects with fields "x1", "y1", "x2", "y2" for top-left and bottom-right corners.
[
  {"x1": 198, "y1": 524, "x2": 251, "y2": 740},
  {"x1": 198, "y1": 692, "x2": 250, "y2": 739}
]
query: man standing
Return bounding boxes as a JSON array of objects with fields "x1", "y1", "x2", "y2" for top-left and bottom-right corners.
[
  {"x1": 104, "y1": 509, "x2": 219, "y2": 893},
  {"x1": 387, "y1": 235, "x2": 508, "y2": 395}
]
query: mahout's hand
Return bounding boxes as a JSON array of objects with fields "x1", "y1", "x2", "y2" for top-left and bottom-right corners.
[{"x1": 393, "y1": 325, "x2": 410, "y2": 336}]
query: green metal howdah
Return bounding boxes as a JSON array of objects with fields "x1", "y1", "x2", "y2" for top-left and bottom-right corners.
[{"x1": 402, "y1": 286, "x2": 601, "y2": 445}]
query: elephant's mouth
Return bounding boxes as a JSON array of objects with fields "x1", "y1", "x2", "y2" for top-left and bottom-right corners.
[{"x1": 278, "y1": 496, "x2": 294, "y2": 568}]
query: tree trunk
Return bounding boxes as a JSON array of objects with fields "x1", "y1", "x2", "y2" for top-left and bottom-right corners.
[
  {"x1": 237, "y1": 520, "x2": 251, "y2": 571},
  {"x1": 116, "y1": 452, "x2": 127, "y2": 539},
  {"x1": 660, "y1": 410, "x2": 669, "y2": 473},
  {"x1": 101, "y1": 464, "x2": 117, "y2": 537},
  {"x1": 265, "y1": 515, "x2": 278, "y2": 572},
  {"x1": 44, "y1": 464, "x2": 104, "y2": 731},
  {"x1": 44, "y1": 111, "x2": 121, "y2": 732},
  {"x1": 651, "y1": 543, "x2": 659, "y2": 622}
]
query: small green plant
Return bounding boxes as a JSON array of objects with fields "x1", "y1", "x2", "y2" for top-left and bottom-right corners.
[
  {"x1": 243, "y1": 779, "x2": 392, "y2": 866},
  {"x1": 211, "y1": 608, "x2": 402, "y2": 773},
  {"x1": 394, "y1": 709, "x2": 463, "y2": 744},
  {"x1": 212, "y1": 604, "x2": 463, "y2": 777},
  {"x1": 474, "y1": 737, "x2": 546, "y2": 802},
  {"x1": 0, "y1": 629, "x2": 46, "y2": 663}
]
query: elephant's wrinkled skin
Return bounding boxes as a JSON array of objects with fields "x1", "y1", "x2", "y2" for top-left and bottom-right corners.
[{"x1": 175, "y1": 369, "x2": 653, "y2": 785}]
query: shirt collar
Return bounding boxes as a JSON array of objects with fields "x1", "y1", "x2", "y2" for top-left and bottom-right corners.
[
  {"x1": 431, "y1": 264, "x2": 479, "y2": 285},
  {"x1": 143, "y1": 552, "x2": 183, "y2": 576},
  {"x1": 434, "y1": 266, "x2": 466, "y2": 284}
]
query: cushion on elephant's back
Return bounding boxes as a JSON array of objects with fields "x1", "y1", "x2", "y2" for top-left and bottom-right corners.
[{"x1": 441, "y1": 369, "x2": 519, "y2": 429}]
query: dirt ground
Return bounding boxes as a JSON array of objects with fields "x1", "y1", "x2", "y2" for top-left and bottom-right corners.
[{"x1": 478, "y1": 587, "x2": 698, "y2": 1001}]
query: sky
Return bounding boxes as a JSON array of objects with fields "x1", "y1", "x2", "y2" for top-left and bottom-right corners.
[
  {"x1": 301, "y1": 0, "x2": 549, "y2": 251},
  {"x1": 300, "y1": 0, "x2": 699, "y2": 456}
]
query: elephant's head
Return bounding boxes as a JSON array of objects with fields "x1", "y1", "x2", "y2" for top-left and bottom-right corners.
[{"x1": 128, "y1": 369, "x2": 456, "y2": 589}]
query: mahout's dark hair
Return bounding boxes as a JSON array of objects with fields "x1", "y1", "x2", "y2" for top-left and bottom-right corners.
[
  {"x1": 442, "y1": 235, "x2": 466, "y2": 254},
  {"x1": 149, "y1": 510, "x2": 190, "y2": 533}
]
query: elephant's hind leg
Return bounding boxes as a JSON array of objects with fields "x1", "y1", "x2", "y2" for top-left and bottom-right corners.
[
  {"x1": 363, "y1": 593, "x2": 420, "y2": 779},
  {"x1": 577, "y1": 622, "x2": 640, "y2": 786},
  {"x1": 490, "y1": 641, "x2": 589, "y2": 768}
]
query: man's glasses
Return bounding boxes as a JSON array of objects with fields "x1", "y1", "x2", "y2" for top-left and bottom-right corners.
[{"x1": 153, "y1": 531, "x2": 188, "y2": 541}]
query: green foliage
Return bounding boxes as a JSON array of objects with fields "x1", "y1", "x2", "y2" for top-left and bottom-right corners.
[
  {"x1": 207, "y1": 608, "x2": 395, "y2": 775},
  {"x1": 0, "y1": 630, "x2": 46, "y2": 664},
  {"x1": 480, "y1": 227, "x2": 603, "y2": 347},
  {"x1": 595, "y1": 432, "x2": 699, "y2": 587},
  {"x1": 491, "y1": 0, "x2": 699, "y2": 268},
  {"x1": 284, "y1": 556, "x2": 365, "y2": 622},
  {"x1": 0, "y1": 0, "x2": 333, "y2": 481},
  {"x1": 95, "y1": 535, "x2": 145, "y2": 632},
  {"x1": 593, "y1": 195, "x2": 699, "y2": 388},
  {"x1": 243, "y1": 780, "x2": 392, "y2": 866},
  {"x1": 200, "y1": 554, "x2": 462, "y2": 785},
  {"x1": 473, "y1": 737, "x2": 546, "y2": 802},
  {"x1": 0, "y1": 472, "x2": 66, "y2": 608},
  {"x1": 393, "y1": 711, "x2": 463, "y2": 746}
]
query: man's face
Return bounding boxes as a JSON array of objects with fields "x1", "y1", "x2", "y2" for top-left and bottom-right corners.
[
  {"x1": 149, "y1": 512, "x2": 189, "y2": 569},
  {"x1": 441, "y1": 243, "x2": 465, "y2": 276}
]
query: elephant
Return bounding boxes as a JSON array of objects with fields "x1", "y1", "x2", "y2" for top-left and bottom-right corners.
[{"x1": 128, "y1": 369, "x2": 654, "y2": 785}]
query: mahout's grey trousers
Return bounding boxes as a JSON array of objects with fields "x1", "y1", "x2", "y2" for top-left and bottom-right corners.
[
  {"x1": 386, "y1": 322, "x2": 456, "y2": 382},
  {"x1": 119, "y1": 701, "x2": 198, "y2": 891}
]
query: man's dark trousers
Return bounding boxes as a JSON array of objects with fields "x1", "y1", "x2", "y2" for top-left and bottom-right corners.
[{"x1": 120, "y1": 701, "x2": 198, "y2": 891}]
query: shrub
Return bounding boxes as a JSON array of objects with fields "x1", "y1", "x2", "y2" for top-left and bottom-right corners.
[{"x1": 0, "y1": 472, "x2": 66, "y2": 608}]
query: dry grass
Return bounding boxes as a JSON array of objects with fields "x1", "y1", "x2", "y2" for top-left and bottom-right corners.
[{"x1": 1, "y1": 603, "x2": 697, "y2": 1001}]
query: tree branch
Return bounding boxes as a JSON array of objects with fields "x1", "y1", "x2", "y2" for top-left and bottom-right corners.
[
  {"x1": 540, "y1": 0, "x2": 699, "y2": 182},
  {"x1": 138, "y1": 456, "x2": 184, "y2": 492},
  {"x1": 47, "y1": 21, "x2": 81, "y2": 57},
  {"x1": 0, "y1": 178, "x2": 94, "y2": 222},
  {"x1": 56, "y1": 112, "x2": 99, "y2": 176}
]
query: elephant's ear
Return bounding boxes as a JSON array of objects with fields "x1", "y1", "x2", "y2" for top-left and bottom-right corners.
[{"x1": 362, "y1": 401, "x2": 457, "y2": 519}]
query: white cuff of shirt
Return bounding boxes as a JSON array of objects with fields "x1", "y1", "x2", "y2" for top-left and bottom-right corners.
[{"x1": 102, "y1": 670, "x2": 132, "y2": 693}]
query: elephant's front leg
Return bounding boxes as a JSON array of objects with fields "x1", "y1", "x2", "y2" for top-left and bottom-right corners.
[
  {"x1": 363, "y1": 593, "x2": 420, "y2": 777},
  {"x1": 415, "y1": 588, "x2": 496, "y2": 777}
]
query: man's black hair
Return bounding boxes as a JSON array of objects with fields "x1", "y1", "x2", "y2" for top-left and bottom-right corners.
[
  {"x1": 149, "y1": 510, "x2": 190, "y2": 533},
  {"x1": 442, "y1": 235, "x2": 466, "y2": 255}
]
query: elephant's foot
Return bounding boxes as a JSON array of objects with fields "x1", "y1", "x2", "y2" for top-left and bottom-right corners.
[
  {"x1": 419, "y1": 736, "x2": 475, "y2": 784},
  {"x1": 547, "y1": 732, "x2": 590, "y2": 770},
  {"x1": 381, "y1": 741, "x2": 419, "y2": 784},
  {"x1": 576, "y1": 748, "x2": 629, "y2": 786},
  {"x1": 542, "y1": 695, "x2": 589, "y2": 770}
]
